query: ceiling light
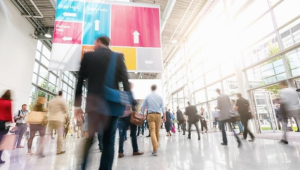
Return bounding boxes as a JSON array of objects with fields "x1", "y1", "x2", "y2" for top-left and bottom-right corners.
[
  {"x1": 171, "y1": 39, "x2": 177, "y2": 44},
  {"x1": 45, "y1": 30, "x2": 52, "y2": 38}
]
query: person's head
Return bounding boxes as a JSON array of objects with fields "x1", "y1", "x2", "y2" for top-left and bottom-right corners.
[
  {"x1": 187, "y1": 101, "x2": 190, "y2": 106},
  {"x1": 94, "y1": 36, "x2": 110, "y2": 49},
  {"x1": 1, "y1": 90, "x2": 11, "y2": 100},
  {"x1": 279, "y1": 81, "x2": 288, "y2": 89},
  {"x1": 33, "y1": 97, "x2": 45, "y2": 112},
  {"x1": 237, "y1": 93, "x2": 242, "y2": 99},
  {"x1": 177, "y1": 106, "x2": 179, "y2": 110},
  {"x1": 151, "y1": 85, "x2": 157, "y2": 91},
  {"x1": 216, "y1": 88, "x2": 221, "y2": 95},
  {"x1": 22, "y1": 104, "x2": 27, "y2": 110},
  {"x1": 214, "y1": 107, "x2": 218, "y2": 110},
  {"x1": 275, "y1": 103, "x2": 280, "y2": 108},
  {"x1": 58, "y1": 90, "x2": 63, "y2": 97},
  {"x1": 201, "y1": 108, "x2": 204, "y2": 112}
]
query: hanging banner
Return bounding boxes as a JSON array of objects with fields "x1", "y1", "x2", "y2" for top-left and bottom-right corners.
[{"x1": 49, "y1": 0, "x2": 163, "y2": 72}]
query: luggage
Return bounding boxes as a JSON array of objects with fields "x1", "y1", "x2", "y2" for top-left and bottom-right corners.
[{"x1": 130, "y1": 111, "x2": 146, "y2": 126}]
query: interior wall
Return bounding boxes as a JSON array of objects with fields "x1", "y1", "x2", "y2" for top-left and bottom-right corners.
[{"x1": 0, "y1": 0, "x2": 37, "y2": 112}]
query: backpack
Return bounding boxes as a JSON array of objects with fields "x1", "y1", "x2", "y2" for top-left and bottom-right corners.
[{"x1": 14, "y1": 110, "x2": 21, "y2": 123}]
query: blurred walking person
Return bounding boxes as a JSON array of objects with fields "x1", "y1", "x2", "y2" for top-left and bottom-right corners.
[
  {"x1": 165, "y1": 108, "x2": 172, "y2": 136},
  {"x1": 185, "y1": 102, "x2": 200, "y2": 140},
  {"x1": 200, "y1": 108, "x2": 208, "y2": 134},
  {"x1": 235, "y1": 93, "x2": 255, "y2": 142},
  {"x1": 118, "y1": 83, "x2": 144, "y2": 158},
  {"x1": 75, "y1": 36, "x2": 131, "y2": 170},
  {"x1": 0, "y1": 90, "x2": 13, "y2": 164},
  {"x1": 14, "y1": 104, "x2": 28, "y2": 148},
  {"x1": 231, "y1": 99, "x2": 244, "y2": 135},
  {"x1": 216, "y1": 89, "x2": 241, "y2": 147},
  {"x1": 48, "y1": 91, "x2": 67, "y2": 155},
  {"x1": 212, "y1": 107, "x2": 220, "y2": 131},
  {"x1": 27, "y1": 97, "x2": 47, "y2": 157},
  {"x1": 142, "y1": 85, "x2": 166, "y2": 156},
  {"x1": 176, "y1": 106, "x2": 185, "y2": 134},
  {"x1": 279, "y1": 81, "x2": 300, "y2": 144}
]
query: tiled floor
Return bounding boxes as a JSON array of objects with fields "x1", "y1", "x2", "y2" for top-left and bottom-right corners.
[{"x1": 0, "y1": 130, "x2": 300, "y2": 170}]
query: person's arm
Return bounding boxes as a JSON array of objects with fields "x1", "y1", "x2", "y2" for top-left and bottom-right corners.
[
  {"x1": 74, "y1": 53, "x2": 89, "y2": 121},
  {"x1": 142, "y1": 97, "x2": 147, "y2": 114},
  {"x1": 161, "y1": 98, "x2": 166, "y2": 122},
  {"x1": 116, "y1": 54, "x2": 130, "y2": 92}
]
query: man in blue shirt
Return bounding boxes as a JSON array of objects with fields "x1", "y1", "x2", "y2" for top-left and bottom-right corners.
[{"x1": 142, "y1": 85, "x2": 166, "y2": 156}]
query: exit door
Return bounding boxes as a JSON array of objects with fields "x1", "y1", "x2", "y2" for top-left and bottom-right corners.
[{"x1": 251, "y1": 91, "x2": 278, "y2": 133}]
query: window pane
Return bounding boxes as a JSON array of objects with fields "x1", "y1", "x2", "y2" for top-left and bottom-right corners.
[
  {"x1": 239, "y1": 13, "x2": 274, "y2": 48},
  {"x1": 32, "y1": 73, "x2": 38, "y2": 84},
  {"x1": 42, "y1": 46, "x2": 51, "y2": 59},
  {"x1": 286, "y1": 48, "x2": 300, "y2": 77},
  {"x1": 41, "y1": 56, "x2": 50, "y2": 68},
  {"x1": 36, "y1": 51, "x2": 41, "y2": 60},
  {"x1": 273, "y1": 0, "x2": 300, "y2": 28},
  {"x1": 33, "y1": 62, "x2": 39, "y2": 73},
  {"x1": 194, "y1": 90, "x2": 206, "y2": 104},
  {"x1": 247, "y1": 57, "x2": 286, "y2": 88},
  {"x1": 207, "y1": 83, "x2": 221, "y2": 100},
  {"x1": 49, "y1": 73, "x2": 57, "y2": 85},
  {"x1": 38, "y1": 77, "x2": 47, "y2": 88},
  {"x1": 37, "y1": 41, "x2": 42, "y2": 51},
  {"x1": 205, "y1": 68, "x2": 220, "y2": 85},
  {"x1": 223, "y1": 76, "x2": 238, "y2": 95},
  {"x1": 193, "y1": 76, "x2": 204, "y2": 91},
  {"x1": 221, "y1": 60, "x2": 234, "y2": 77},
  {"x1": 279, "y1": 18, "x2": 300, "y2": 49},
  {"x1": 39, "y1": 66, "x2": 48, "y2": 79}
]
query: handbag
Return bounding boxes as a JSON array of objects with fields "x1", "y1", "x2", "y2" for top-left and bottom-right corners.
[
  {"x1": 103, "y1": 52, "x2": 132, "y2": 116},
  {"x1": 130, "y1": 111, "x2": 146, "y2": 126},
  {"x1": 171, "y1": 125, "x2": 176, "y2": 133},
  {"x1": 27, "y1": 111, "x2": 46, "y2": 124},
  {"x1": 0, "y1": 134, "x2": 17, "y2": 150}
]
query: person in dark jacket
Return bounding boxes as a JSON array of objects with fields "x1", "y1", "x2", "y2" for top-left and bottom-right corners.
[
  {"x1": 185, "y1": 102, "x2": 200, "y2": 140},
  {"x1": 165, "y1": 108, "x2": 172, "y2": 136},
  {"x1": 74, "y1": 36, "x2": 131, "y2": 170},
  {"x1": 274, "y1": 103, "x2": 283, "y2": 130},
  {"x1": 176, "y1": 106, "x2": 185, "y2": 134}
]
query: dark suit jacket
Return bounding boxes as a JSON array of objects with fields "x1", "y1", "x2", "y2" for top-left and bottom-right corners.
[
  {"x1": 185, "y1": 105, "x2": 198, "y2": 123},
  {"x1": 176, "y1": 109, "x2": 183, "y2": 121},
  {"x1": 74, "y1": 48, "x2": 130, "y2": 113}
]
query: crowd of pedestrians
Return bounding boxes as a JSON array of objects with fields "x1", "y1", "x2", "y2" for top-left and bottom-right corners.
[{"x1": 0, "y1": 36, "x2": 299, "y2": 170}]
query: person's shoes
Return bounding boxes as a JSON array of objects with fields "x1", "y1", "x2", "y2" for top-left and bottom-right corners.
[
  {"x1": 152, "y1": 152, "x2": 158, "y2": 156},
  {"x1": 221, "y1": 143, "x2": 227, "y2": 146},
  {"x1": 280, "y1": 139, "x2": 288, "y2": 144},
  {"x1": 16, "y1": 145, "x2": 24, "y2": 148},
  {"x1": 118, "y1": 153, "x2": 124, "y2": 158},
  {"x1": 205, "y1": 131, "x2": 207, "y2": 133},
  {"x1": 146, "y1": 135, "x2": 151, "y2": 137},
  {"x1": 248, "y1": 138, "x2": 255, "y2": 142},
  {"x1": 188, "y1": 135, "x2": 191, "y2": 139},
  {"x1": 202, "y1": 132, "x2": 204, "y2": 134},
  {"x1": 133, "y1": 151, "x2": 144, "y2": 156},
  {"x1": 198, "y1": 136, "x2": 200, "y2": 140},
  {"x1": 56, "y1": 151, "x2": 66, "y2": 155},
  {"x1": 0, "y1": 160, "x2": 5, "y2": 164}
]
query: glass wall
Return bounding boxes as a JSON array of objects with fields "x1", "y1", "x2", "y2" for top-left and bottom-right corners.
[
  {"x1": 162, "y1": 0, "x2": 300, "y2": 123},
  {"x1": 30, "y1": 41, "x2": 78, "y2": 113}
]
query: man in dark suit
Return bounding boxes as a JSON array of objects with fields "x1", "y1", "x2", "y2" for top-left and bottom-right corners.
[
  {"x1": 185, "y1": 102, "x2": 200, "y2": 140},
  {"x1": 74, "y1": 36, "x2": 130, "y2": 170},
  {"x1": 176, "y1": 106, "x2": 185, "y2": 134}
]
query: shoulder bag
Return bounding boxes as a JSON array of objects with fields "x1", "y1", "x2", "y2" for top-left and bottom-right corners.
[
  {"x1": 130, "y1": 111, "x2": 146, "y2": 126},
  {"x1": 27, "y1": 111, "x2": 47, "y2": 124},
  {"x1": 103, "y1": 52, "x2": 132, "y2": 116}
]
